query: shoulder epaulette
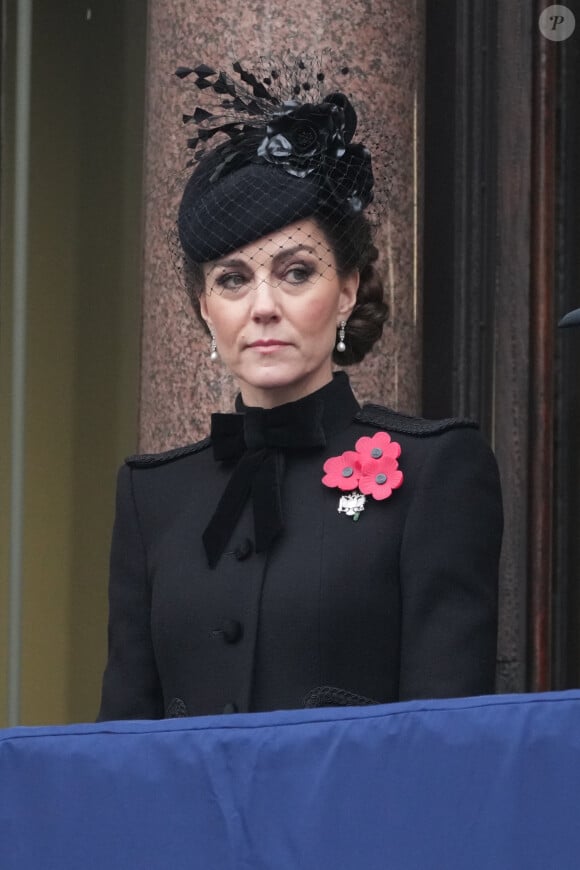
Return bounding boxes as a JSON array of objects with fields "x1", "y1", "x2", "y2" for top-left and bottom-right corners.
[
  {"x1": 125, "y1": 437, "x2": 211, "y2": 468},
  {"x1": 356, "y1": 404, "x2": 478, "y2": 437}
]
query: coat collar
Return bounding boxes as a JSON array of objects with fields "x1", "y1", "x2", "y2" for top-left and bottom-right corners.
[{"x1": 203, "y1": 373, "x2": 360, "y2": 568}]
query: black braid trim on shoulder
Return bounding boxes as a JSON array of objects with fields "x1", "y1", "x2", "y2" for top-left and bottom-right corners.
[
  {"x1": 165, "y1": 697, "x2": 189, "y2": 719},
  {"x1": 303, "y1": 686, "x2": 378, "y2": 708},
  {"x1": 356, "y1": 404, "x2": 478, "y2": 437},
  {"x1": 125, "y1": 437, "x2": 211, "y2": 468}
]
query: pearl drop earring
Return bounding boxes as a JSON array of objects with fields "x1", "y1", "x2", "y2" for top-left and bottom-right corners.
[
  {"x1": 336, "y1": 321, "x2": 347, "y2": 353},
  {"x1": 210, "y1": 333, "x2": 218, "y2": 361}
]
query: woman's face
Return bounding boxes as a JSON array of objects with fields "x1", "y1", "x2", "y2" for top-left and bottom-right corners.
[{"x1": 200, "y1": 218, "x2": 358, "y2": 408}]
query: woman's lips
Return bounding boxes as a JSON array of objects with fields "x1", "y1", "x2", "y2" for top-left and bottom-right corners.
[{"x1": 247, "y1": 340, "x2": 291, "y2": 353}]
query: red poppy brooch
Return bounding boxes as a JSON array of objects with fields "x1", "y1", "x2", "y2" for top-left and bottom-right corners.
[{"x1": 321, "y1": 432, "x2": 404, "y2": 521}]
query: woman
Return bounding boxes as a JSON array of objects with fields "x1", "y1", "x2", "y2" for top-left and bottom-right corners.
[{"x1": 98, "y1": 64, "x2": 502, "y2": 721}]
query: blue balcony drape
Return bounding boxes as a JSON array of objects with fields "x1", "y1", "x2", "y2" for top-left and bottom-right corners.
[{"x1": 2, "y1": 691, "x2": 580, "y2": 869}]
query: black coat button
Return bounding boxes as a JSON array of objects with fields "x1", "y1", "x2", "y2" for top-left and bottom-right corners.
[
  {"x1": 222, "y1": 702, "x2": 238, "y2": 714},
  {"x1": 234, "y1": 538, "x2": 253, "y2": 560},
  {"x1": 220, "y1": 619, "x2": 243, "y2": 644}
]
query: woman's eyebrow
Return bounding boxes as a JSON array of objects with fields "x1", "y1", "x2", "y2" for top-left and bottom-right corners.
[
  {"x1": 272, "y1": 244, "x2": 317, "y2": 264},
  {"x1": 207, "y1": 257, "x2": 248, "y2": 274}
]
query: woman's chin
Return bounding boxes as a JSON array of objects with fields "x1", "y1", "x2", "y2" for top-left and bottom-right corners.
[
  {"x1": 240, "y1": 357, "x2": 304, "y2": 388},
  {"x1": 235, "y1": 362, "x2": 333, "y2": 406},
  {"x1": 241, "y1": 368, "x2": 301, "y2": 392}
]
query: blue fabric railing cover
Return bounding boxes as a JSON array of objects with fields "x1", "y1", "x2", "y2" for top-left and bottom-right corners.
[{"x1": 1, "y1": 690, "x2": 580, "y2": 869}]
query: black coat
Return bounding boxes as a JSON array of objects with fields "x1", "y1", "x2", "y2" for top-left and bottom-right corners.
[{"x1": 98, "y1": 374, "x2": 502, "y2": 720}]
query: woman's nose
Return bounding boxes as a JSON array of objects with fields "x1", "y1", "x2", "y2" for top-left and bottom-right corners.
[{"x1": 250, "y1": 276, "x2": 281, "y2": 321}]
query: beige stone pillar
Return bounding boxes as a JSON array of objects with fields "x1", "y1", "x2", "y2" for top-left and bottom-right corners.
[{"x1": 140, "y1": 0, "x2": 425, "y2": 451}]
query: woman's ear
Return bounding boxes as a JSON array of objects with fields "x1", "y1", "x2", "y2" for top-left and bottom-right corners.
[
  {"x1": 199, "y1": 292, "x2": 212, "y2": 332},
  {"x1": 338, "y1": 271, "x2": 360, "y2": 320}
]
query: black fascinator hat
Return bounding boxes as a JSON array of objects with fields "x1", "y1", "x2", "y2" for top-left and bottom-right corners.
[{"x1": 176, "y1": 61, "x2": 375, "y2": 263}]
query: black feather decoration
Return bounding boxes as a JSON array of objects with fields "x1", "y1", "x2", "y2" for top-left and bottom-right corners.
[
  {"x1": 175, "y1": 66, "x2": 194, "y2": 79},
  {"x1": 232, "y1": 61, "x2": 256, "y2": 87},
  {"x1": 246, "y1": 100, "x2": 263, "y2": 116},
  {"x1": 175, "y1": 54, "x2": 387, "y2": 219},
  {"x1": 213, "y1": 72, "x2": 237, "y2": 97},
  {"x1": 222, "y1": 123, "x2": 245, "y2": 138},
  {"x1": 194, "y1": 64, "x2": 216, "y2": 78},
  {"x1": 232, "y1": 61, "x2": 278, "y2": 104},
  {"x1": 193, "y1": 107, "x2": 214, "y2": 123},
  {"x1": 196, "y1": 128, "x2": 215, "y2": 142},
  {"x1": 252, "y1": 81, "x2": 273, "y2": 100},
  {"x1": 220, "y1": 97, "x2": 251, "y2": 114}
]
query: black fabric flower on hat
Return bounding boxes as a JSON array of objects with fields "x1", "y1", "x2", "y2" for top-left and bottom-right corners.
[{"x1": 257, "y1": 99, "x2": 347, "y2": 178}]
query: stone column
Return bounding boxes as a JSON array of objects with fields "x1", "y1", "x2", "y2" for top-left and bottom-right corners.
[{"x1": 140, "y1": 0, "x2": 425, "y2": 451}]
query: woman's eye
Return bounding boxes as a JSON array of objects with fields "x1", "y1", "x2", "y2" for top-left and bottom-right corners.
[
  {"x1": 284, "y1": 264, "x2": 315, "y2": 284},
  {"x1": 216, "y1": 272, "x2": 246, "y2": 292}
]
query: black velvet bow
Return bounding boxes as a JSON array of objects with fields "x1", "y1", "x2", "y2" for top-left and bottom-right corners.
[{"x1": 202, "y1": 393, "x2": 327, "y2": 567}]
